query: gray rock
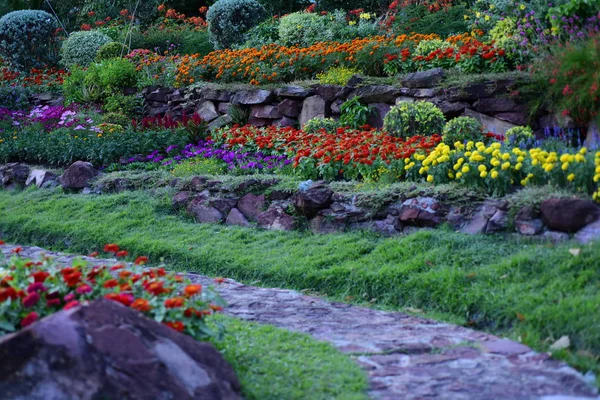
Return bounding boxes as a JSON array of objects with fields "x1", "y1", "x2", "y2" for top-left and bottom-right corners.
[
  {"x1": 475, "y1": 97, "x2": 519, "y2": 113},
  {"x1": 430, "y1": 98, "x2": 470, "y2": 118},
  {"x1": 196, "y1": 100, "x2": 219, "y2": 122},
  {"x1": 0, "y1": 163, "x2": 30, "y2": 187},
  {"x1": 540, "y1": 198, "x2": 600, "y2": 233},
  {"x1": 330, "y1": 99, "x2": 344, "y2": 114},
  {"x1": 278, "y1": 99, "x2": 301, "y2": 118},
  {"x1": 217, "y1": 102, "x2": 232, "y2": 114},
  {"x1": 349, "y1": 85, "x2": 400, "y2": 104},
  {"x1": 574, "y1": 219, "x2": 600, "y2": 244},
  {"x1": 198, "y1": 87, "x2": 232, "y2": 102},
  {"x1": 367, "y1": 103, "x2": 391, "y2": 129},
  {"x1": 584, "y1": 121, "x2": 599, "y2": 149},
  {"x1": 483, "y1": 339, "x2": 531, "y2": 355},
  {"x1": 209, "y1": 198, "x2": 239, "y2": 216},
  {"x1": 412, "y1": 88, "x2": 437, "y2": 98},
  {"x1": 515, "y1": 219, "x2": 544, "y2": 235},
  {"x1": 274, "y1": 86, "x2": 314, "y2": 99},
  {"x1": 251, "y1": 104, "x2": 282, "y2": 119},
  {"x1": 172, "y1": 191, "x2": 193, "y2": 209},
  {"x1": 294, "y1": 182, "x2": 333, "y2": 218},
  {"x1": 257, "y1": 206, "x2": 295, "y2": 231},
  {"x1": 401, "y1": 68, "x2": 444, "y2": 88},
  {"x1": 274, "y1": 116, "x2": 297, "y2": 128},
  {"x1": 299, "y1": 95, "x2": 327, "y2": 127},
  {"x1": 309, "y1": 214, "x2": 346, "y2": 234},
  {"x1": 247, "y1": 116, "x2": 270, "y2": 127},
  {"x1": 495, "y1": 111, "x2": 529, "y2": 127},
  {"x1": 25, "y1": 170, "x2": 57, "y2": 188},
  {"x1": 0, "y1": 299, "x2": 242, "y2": 400},
  {"x1": 461, "y1": 213, "x2": 489, "y2": 235},
  {"x1": 60, "y1": 161, "x2": 98, "y2": 190},
  {"x1": 543, "y1": 230, "x2": 570, "y2": 243},
  {"x1": 231, "y1": 89, "x2": 274, "y2": 105},
  {"x1": 237, "y1": 193, "x2": 265, "y2": 222},
  {"x1": 372, "y1": 215, "x2": 401, "y2": 236},
  {"x1": 486, "y1": 210, "x2": 508, "y2": 233},
  {"x1": 187, "y1": 199, "x2": 223, "y2": 223},
  {"x1": 463, "y1": 109, "x2": 517, "y2": 136},
  {"x1": 208, "y1": 115, "x2": 233, "y2": 131},
  {"x1": 314, "y1": 85, "x2": 342, "y2": 102},
  {"x1": 226, "y1": 208, "x2": 250, "y2": 227}
]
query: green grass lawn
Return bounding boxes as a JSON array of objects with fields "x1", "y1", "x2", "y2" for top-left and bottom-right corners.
[
  {"x1": 211, "y1": 316, "x2": 367, "y2": 400},
  {"x1": 0, "y1": 188, "x2": 599, "y2": 381}
]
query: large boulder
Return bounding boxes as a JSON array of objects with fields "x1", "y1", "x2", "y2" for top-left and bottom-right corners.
[
  {"x1": 0, "y1": 299, "x2": 242, "y2": 400},
  {"x1": 475, "y1": 97, "x2": 519, "y2": 114},
  {"x1": 257, "y1": 206, "x2": 295, "y2": 231},
  {"x1": 396, "y1": 197, "x2": 445, "y2": 227},
  {"x1": 299, "y1": 95, "x2": 327, "y2": 126},
  {"x1": 540, "y1": 198, "x2": 600, "y2": 233},
  {"x1": 274, "y1": 86, "x2": 314, "y2": 99},
  {"x1": 278, "y1": 99, "x2": 301, "y2": 118},
  {"x1": 226, "y1": 208, "x2": 250, "y2": 227},
  {"x1": 231, "y1": 89, "x2": 274, "y2": 105},
  {"x1": 237, "y1": 193, "x2": 265, "y2": 222},
  {"x1": 187, "y1": 198, "x2": 223, "y2": 223},
  {"x1": 294, "y1": 182, "x2": 333, "y2": 218},
  {"x1": 314, "y1": 85, "x2": 342, "y2": 102},
  {"x1": 196, "y1": 100, "x2": 219, "y2": 122},
  {"x1": 367, "y1": 103, "x2": 391, "y2": 128},
  {"x1": 251, "y1": 105, "x2": 282, "y2": 120},
  {"x1": 401, "y1": 68, "x2": 444, "y2": 88},
  {"x1": 463, "y1": 109, "x2": 517, "y2": 136},
  {"x1": 60, "y1": 161, "x2": 98, "y2": 190}
]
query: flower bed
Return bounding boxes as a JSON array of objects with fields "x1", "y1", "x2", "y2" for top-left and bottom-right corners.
[{"x1": 0, "y1": 243, "x2": 225, "y2": 339}]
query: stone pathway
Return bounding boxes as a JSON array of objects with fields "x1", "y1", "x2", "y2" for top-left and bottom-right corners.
[{"x1": 1, "y1": 244, "x2": 598, "y2": 400}]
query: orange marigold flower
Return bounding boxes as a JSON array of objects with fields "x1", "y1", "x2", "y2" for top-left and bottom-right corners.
[
  {"x1": 164, "y1": 321, "x2": 185, "y2": 332},
  {"x1": 165, "y1": 297, "x2": 185, "y2": 308},
  {"x1": 131, "y1": 298, "x2": 152, "y2": 312},
  {"x1": 103, "y1": 279, "x2": 119, "y2": 289},
  {"x1": 104, "y1": 243, "x2": 120, "y2": 253},
  {"x1": 116, "y1": 250, "x2": 129, "y2": 258},
  {"x1": 183, "y1": 284, "x2": 202, "y2": 297},
  {"x1": 134, "y1": 256, "x2": 149, "y2": 265}
]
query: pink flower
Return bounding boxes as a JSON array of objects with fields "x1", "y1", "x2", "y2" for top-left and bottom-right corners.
[
  {"x1": 63, "y1": 293, "x2": 76, "y2": 303},
  {"x1": 22, "y1": 292, "x2": 40, "y2": 308},
  {"x1": 76, "y1": 284, "x2": 92, "y2": 294},
  {"x1": 26, "y1": 282, "x2": 47, "y2": 293}
]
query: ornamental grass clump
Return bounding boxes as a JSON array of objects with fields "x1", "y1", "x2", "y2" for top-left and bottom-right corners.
[
  {"x1": 384, "y1": 101, "x2": 446, "y2": 139},
  {"x1": 0, "y1": 244, "x2": 226, "y2": 339}
]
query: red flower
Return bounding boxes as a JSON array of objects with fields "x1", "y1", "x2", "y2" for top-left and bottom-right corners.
[
  {"x1": 80, "y1": 24, "x2": 91, "y2": 31},
  {"x1": 165, "y1": 297, "x2": 185, "y2": 308},
  {"x1": 183, "y1": 284, "x2": 201, "y2": 297},
  {"x1": 22, "y1": 292, "x2": 40, "y2": 308},
  {"x1": 76, "y1": 284, "x2": 92, "y2": 294},
  {"x1": 46, "y1": 298, "x2": 61, "y2": 307},
  {"x1": 12, "y1": 247, "x2": 22, "y2": 254},
  {"x1": 31, "y1": 271, "x2": 50, "y2": 283},
  {"x1": 209, "y1": 304, "x2": 223, "y2": 312},
  {"x1": 0, "y1": 240, "x2": 4, "y2": 245},
  {"x1": 105, "y1": 293, "x2": 134, "y2": 307},
  {"x1": 120, "y1": 9, "x2": 129, "y2": 16},
  {"x1": 134, "y1": 256, "x2": 148, "y2": 265},
  {"x1": 131, "y1": 298, "x2": 151, "y2": 312},
  {"x1": 214, "y1": 277, "x2": 225, "y2": 284},
  {"x1": 104, "y1": 243, "x2": 120, "y2": 254},
  {"x1": 63, "y1": 300, "x2": 80, "y2": 310},
  {"x1": 0, "y1": 287, "x2": 18, "y2": 302},
  {"x1": 88, "y1": 251, "x2": 99, "y2": 258},
  {"x1": 103, "y1": 279, "x2": 119, "y2": 289},
  {"x1": 21, "y1": 312, "x2": 39, "y2": 328},
  {"x1": 64, "y1": 293, "x2": 76, "y2": 303},
  {"x1": 26, "y1": 282, "x2": 47, "y2": 293},
  {"x1": 164, "y1": 321, "x2": 185, "y2": 332},
  {"x1": 116, "y1": 250, "x2": 129, "y2": 258},
  {"x1": 110, "y1": 264, "x2": 125, "y2": 271}
]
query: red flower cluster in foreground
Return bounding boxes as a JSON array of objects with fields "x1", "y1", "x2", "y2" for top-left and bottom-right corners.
[{"x1": 0, "y1": 244, "x2": 225, "y2": 339}]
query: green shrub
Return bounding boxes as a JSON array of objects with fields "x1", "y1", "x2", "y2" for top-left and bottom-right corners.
[
  {"x1": 102, "y1": 112, "x2": 131, "y2": 127},
  {"x1": 442, "y1": 117, "x2": 485, "y2": 148},
  {"x1": 339, "y1": 96, "x2": 373, "y2": 129},
  {"x1": 103, "y1": 94, "x2": 140, "y2": 115},
  {"x1": 415, "y1": 39, "x2": 454, "y2": 57},
  {"x1": 303, "y1": 117, "x2": 340, "y2": 134},
  {"x1": 180, "y1": 30, "x2": 214, "y2": 56},
  {"x1": 206, "y1": 0, "x2": 267, "y2": 49},
  {"x1": 98, "y1": 58, "x2": 137, "y2": 91},
  {"x1": 278, "y1": 12, "x2": 328, "y2": 47},
  {"x1": 60, "y1": 31, "x2": 112, "y2": 68},
  {"x1": 392, "y1": 4, "x2": 470, "y2": 37},
  {"x1": 241, "y1": 17, "x2": 280, "y2": 48},
  {"x1": 316, "y1": 66, "x2": 359, "y2": 86},
  {"x1": 96, "y1": 42, "x2": 129, "y2": 61},
  {"x1": 129, "y1": 27, "x2": 184, "y2": 54},
  {"x1": 63, "y1": 66, "x2": 102, "y2": 104},
  {"x1": 257, "y1": 0, "x2": 310, "y2": 15},
  {"x1": 316, "y1": 0, "x2": 381, "y2": 12},
  {"x1": 504, "y1": 126, "x2": 534, "y2": 147},
  {"x1": 0, "y1": 85, "x2": 30, "y2": 110},
  {"x1": 0, "y1": 10, "x2": 59, "y2": 71},
  {"x1": 383, "y1": 101, "x2": 445, "y2": 138}
]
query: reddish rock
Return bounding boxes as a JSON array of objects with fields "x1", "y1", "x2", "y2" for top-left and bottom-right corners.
[
  {"x1": 237, "y1": 193, "x2": 265, "y2": 222},
  {"x1": 397, "y1": 197, "x2": 445, "y2": 227},
  {"x1": 187, "y1": 199, "x2": 223, "y2": 223},
  {"x1": 0, "y1": 299, "x2": 242, "y2": 400},
  {"x1": 294, "y1": 182, "x2": 333, "y2": 218},
  {"x1": 209, "y1": 198, "x2": 239, "y2": 216},
  {"x1": 60, "y1": 161, "x2": 98, "y2": 190},
  {"x1": 226, "y1": 208, "x2": 250, "y2": 227},
  {"x1": 483, "y1": 339, "x2": 531, "y2": 355},
  {"x1": 172, "y1": 191, "x2": 193, "y2": 209},
  {"x1": 251, "y1": 104, "x2": 282, "y2": 119},
  {"x1": 277, "y1": 99, "x2": 300, "y2": 118},
  {"x1": 540, "y1": 198, "x2": 600, "y2": 233},
  {"x1": 257, "y1": 207, "x2": 295, "y2": 231}
]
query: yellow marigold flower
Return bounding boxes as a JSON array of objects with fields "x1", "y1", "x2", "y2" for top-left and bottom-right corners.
[
  {"x1": 521, "y1": 178, "x2": 528, "y2": 186},
  {"x1": 491, "y1": 170, "x2": 499, "y2": 179},
  {"x1": 478, "y1": 164, "x2": 487, "y2": 172},
  {"x1": 517, "y1": 156, "x2": 524, "y2": 163},
  {"x1": 561, "y1": 162, "x2": 569, "y2": 171},
  {"x1": 427, "y1": 174, "x2": 434, "y2": 182},
  {"x1": 515, "y1": 162, "x2": 522, "y2": 170},
  {"x1": 580, "y1": 147, "x2": 587, "y2": 154},
  {"x1": 462, "y1": 165, "x2": 470, "y2": 173},
  {"x1": 501, "y1": 153, "x2": 510, "y2": 161},
  {"x1": 491, "y1": 159, "x2": 501, "y2": 167},
  {"x1": 501, "y1": 162, "x2": 510, "y2": 170},
  {"x1": 456, "y1": 172, "x2": 463, "y2": 179},
  {"x1": 448, "y1": 172, "x2": 455, "y2": 179},
  {"x1": 527, "y1": 173, "x2": 534, "y2": 178},
  {"x1": 567, "y1": 173, "x2": 575, "y2": 182},
  {"x1": 480, "y1": 171, "x2": 488, "y2": 178},
  {"x1": 544, "y1": 163, "x2": 554, "y2": 172},
  {"x1": 575, "y1": 154, "x2": 585, "y2": 163}
]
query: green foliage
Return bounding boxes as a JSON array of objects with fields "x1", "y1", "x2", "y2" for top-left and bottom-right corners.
[
  {"x1": 96, "y1": 42, "x2": 129, "y2": 62},
  {"x1": 504, "y1": 126, "x2": 534, "y2": 147},
  {"x1": 60, "y1": 31, "x2": 112, "y2": 68},
  {"x1": 316, "y1": 66, "x2": 359, "y2": 86},
  {"x1": 103, "y1": 94, "x2": 141, "y2": 116},
  {"x1": 0, "y1": 10, "x2": 59, "y2": 71},
  {"x1": 180, "y1": 30, "x2": 214, "y2": 56},
  {"x1": 207, "y1": 0, "x2": 267, "y2": 49},
  {"x1": 0, "y1": 85, "x2": 30, "y2": 110},
  {"x1": 80, "y1": 0, "x2": 163, "y2": 25},
  {"x1": 2, "y1": 190, "x2": 600, "y2": 382},
  {"x1": 98, "y1": 58, "x2": 138, "y2": 91},
  {"x1": 169, "y1": 158, "x2": 227, "y2": 177},
  {"x1": 241, "y1": 17, "x2": 280, "y2": 48},
  {"x1": 442, "y1": 117, "x2": 485, "y2": 148},
  {"x1": 316, "y1": 0, "x2": 382, "y2": 12},
  {"x1": 257, "y1": 0, "x2": 310, "y2": 16},
  {"x1": 212, "y1": 316, "x2": 368, "y2": 400},
  {"x1": 0, "y1": 124, "x2": 188, "y2": 166},
  {"x1": 228, "y1": 104, "x2": 250, "y2": 126},
  {"x1": 414, "y1": 39, "x2": 453, "y2": 57},
  {"x1": 537, "y1": 36, "x2": 600, "y2": 126},
  {"x1": 339, "y1": 97, "x2": 373, "y2": 129},
  {"x1": 392, "y1": 5, "x2": 470, "y2": 37},
  {"x1": 384, "y1": 101, "x2": 446, "y2": 138},
  {"x1": 101, "y1": 112, "x2": 131, "y2": 127},
  {"x1": 278, "y1": 12, "x2": 327, "y2": 47},
  {"x1": 303, "y1": 117, "x2": 340, "y2": 133},
  {"x1": 548, "y1": 0, "x2": 600, "y2": 25}
]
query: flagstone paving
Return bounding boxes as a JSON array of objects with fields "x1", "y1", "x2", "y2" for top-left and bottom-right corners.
[{"x1": 1, "y1": 244, "x2": 598, "y2": 400}]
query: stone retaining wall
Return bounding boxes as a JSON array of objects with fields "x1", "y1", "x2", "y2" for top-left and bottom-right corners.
[{"x1": 141, "y1": 69, "x2": 558, "y2": 136}]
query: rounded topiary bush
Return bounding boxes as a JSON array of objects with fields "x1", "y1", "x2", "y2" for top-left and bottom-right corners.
[
  {"x1": 278, "y1": 12, "x2": 327, "y2": 47},
  {"x1": 383, "y1": 101, "x2": 445, "y2": 138},
  {"x1": 0, "y1": 10, "x2": 59, "y2": 71},
  {"x1": 442, "y1": 116, "x2": 484, "y2": 148},
  {"x1": 504, "y1": 126, "x2": 535, "y2": 147},
  {"x1": 60, "y1": 31, "x2": 112, "y2": 68},
  {"x1": 303, "y1": 117, "x2": 340, "y2": 133},
  {"x1": 207, "y1": 0, "x2": 267, "y2": 49},
  {"x1": 96, "y1": 42, "x2": 129, "y2": 61}
]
